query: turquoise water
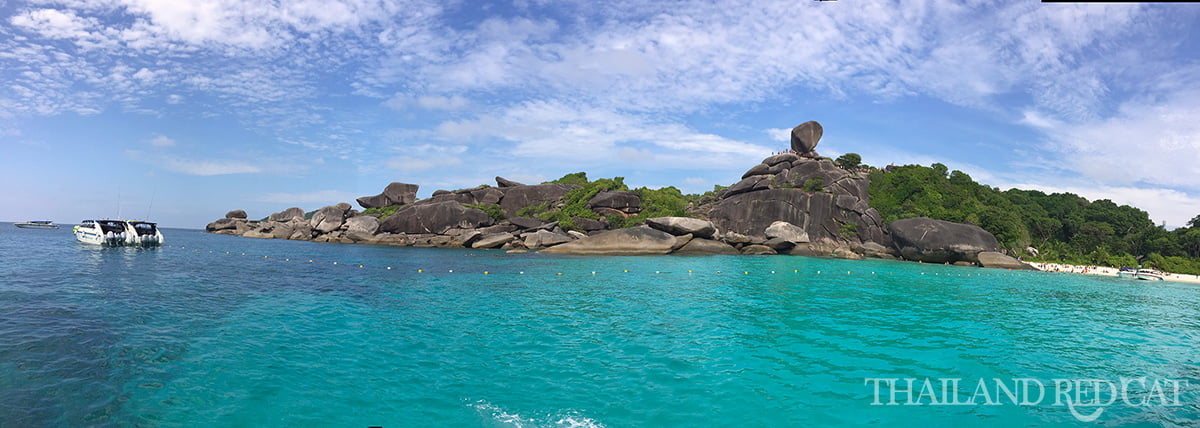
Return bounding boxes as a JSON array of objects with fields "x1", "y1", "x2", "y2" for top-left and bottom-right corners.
[{"x1": 2, "y1": 224, "x2": 1199, "y2": 427}]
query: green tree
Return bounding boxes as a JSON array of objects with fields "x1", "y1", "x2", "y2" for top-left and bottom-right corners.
[
  {"x1": 1189, "y1": 214, "x2": 1200, "y2": 229},
  {"x1": 834, "y1": 153, "x2": 863, "y2": 170}
]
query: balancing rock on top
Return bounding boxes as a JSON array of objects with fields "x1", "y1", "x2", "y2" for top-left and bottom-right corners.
[{"x1": 790, "y1": 120, "x2": 823, "y2": 157}]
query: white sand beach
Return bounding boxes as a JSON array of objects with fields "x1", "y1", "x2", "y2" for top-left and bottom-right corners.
[{"x1": 1028, "y1": 262, "x2": 1200, "y2": 285}]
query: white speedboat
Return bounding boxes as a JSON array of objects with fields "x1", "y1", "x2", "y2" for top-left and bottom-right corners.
[
  {"x1": 1117, "y1": 267, "x2": 1137, "y2": 279},
  {"x1": 1134, "y1": 269, "x2": 1165, "y2": 281},
  {"x1": 74, "y1": 220, "x2": 164, "y2": 246},
  {"x1": 126, "y1": 221, "x2": 165, "y2": 246},
  {"x1": 15, "y1": 220, "x2": 59, "y2": 229}
]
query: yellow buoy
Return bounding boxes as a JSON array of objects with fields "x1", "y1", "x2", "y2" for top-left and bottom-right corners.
[
  {"x1": 263, "y1": 255, "x2": 268, "y2": 258},
  {"x1": 418, "y1": 269, "x2": 423, "y2": 272},
  {"x1": 557, "y1": 272, "x2": 563, "y2": 276},
  {"x1": 483, "y1": 271, "x2": 488, "y2": 274},
  {"x1": 623, "y1": 270, "x2": 628, "y2": 273},
  {"x1": 359, "y1": 265, "x2": 364, "y2": 268}
]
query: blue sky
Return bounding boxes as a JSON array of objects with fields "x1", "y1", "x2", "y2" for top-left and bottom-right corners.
[{"x1": 2, "y1": 0, "x2": 1200, "y2": 229}]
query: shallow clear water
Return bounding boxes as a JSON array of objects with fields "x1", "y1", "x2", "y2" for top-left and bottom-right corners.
[{"x1": 3, "y1": 224, "x2": 1199, "y2": 427}]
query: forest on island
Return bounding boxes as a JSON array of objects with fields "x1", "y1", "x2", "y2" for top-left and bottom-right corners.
[{"x1": 866, "y1": 162, "x2": 1200, "y2": 274}]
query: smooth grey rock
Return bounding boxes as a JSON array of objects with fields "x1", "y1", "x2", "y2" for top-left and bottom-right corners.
[
  {"x1": 449, "y1": 230, "x2": 482, "y2": 247},
  {"x1": 672, "y1": 233, "x2": 694, "y2": 251},
  {"x1": 571, "y1": 216, "x2": 607, "y2": 231},
  {"x1": 540, "y1": 226, "x2": 677, "y2": 255},
  {"x1": 722, "y1": 175, "x2": 771, "y2": 198},
  {"x1": 645, "y1": 217, "x2": 716, "y2": 238},
  {"x1": 763, "y1": 153, "x2": 800, "y2": 166},
  {"x1": 764, "y1": 237, "x2": 795, "y2": 251},
  {"x1": 741, "y1": 244, "x2": 777, "y2": 255},
  {"x1": 357, "y1": 182, "x2": 419, "y2": 209},
  {"x1": 225, "y1": 209, "x2": 248, "y2": 219},
  {"x1": 764, "y1": 221, "x2": 810, "y2": 243},
  {"x1": 206, "y1": 218, "x2": 240, "y2": 232},
  {"x1": 523, "y1": 229, "x2": 573, "y2": 249},
  {"x1": 269, "y1": 207, "x2": 305, "y2": 222},
  {"x1": 509, "y1": 217, "x2": 543, "y2": 229},
  {"x1": 790, "y1": 120, "x2": 823, "y2": 155},
  {"x1": 478, "y1": 224, "x2": 519, "y2": 235},
  {"x1": 343, "y1": 215, "x2": 380, "y2": 235},
  {"x1": 499, "y1": 183, "x2": 578, "y2": 218},
  {"x1": 977, "y1": 251, "x2": 1036, "y2": 270},
  {"x1": 310, "y1": 202, "x2": 351, "y2": 233},
  {"x1": 379, "y1": 201, "x2": 495, "y2": 235},
  {"x1": 855, "y1": 241, "x2": 898, "y2": 259},
  {"x1": 472, "y1": 232, "x2": 515, "y2": 249},
  {"x1": 588, "y1": 191, "x2": 641, "y2": 213},
  {"x1": 673, "y1": 238, "x2": 739, "y2": 255},
  {"x1": 496, "y1": 176, "x2": 525, "y2": 187},
  {"x1": 889, "y1": 217, "x2": 1001, "y2": 264}
]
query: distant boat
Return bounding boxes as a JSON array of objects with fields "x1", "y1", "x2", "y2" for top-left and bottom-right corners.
[
  {"x1": 1134, "y1": 269, "x2": 1165, "y2": 281},
  {"x1": 14, "y1": 220, "x2": 59, "y2": 229},
  {"x1": 73, "y1": 220, "x2": 164, "y2": 246}
]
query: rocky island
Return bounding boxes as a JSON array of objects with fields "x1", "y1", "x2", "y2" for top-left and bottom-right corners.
[{"x1": 206, "y1": 121, "x2": 1032, "y2": 270}]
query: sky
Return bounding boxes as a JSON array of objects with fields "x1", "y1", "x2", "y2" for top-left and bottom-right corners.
[{"x1": 2, "y1": 0, "x2": 1200, "y2": 229}]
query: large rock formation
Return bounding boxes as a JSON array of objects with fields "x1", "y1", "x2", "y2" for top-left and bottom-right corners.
[
  {"x1": 704, "y1": 154, "x2": 887, "y2": 248},
  {"x1": 791, "y1": 121, "x2": 823, "y2": 157},
  {"x1": 889, "y1": 217, "x2": 1000, "y2": 263},
  {"x1": 225, "y1": 209, "x2": 247, "y2": 219},
  {"x1": 356, "y1": 182, "x2": 418, "y2": 209},
  {"x1": 379, "y1": 201, "x2": 495, "y2": 234},
  {"x1": 498, "y1": 183, "x2": 578, "y2": 218},
  {"x1": 310, "y1": 202, "x2": 352, "y2": 233}
]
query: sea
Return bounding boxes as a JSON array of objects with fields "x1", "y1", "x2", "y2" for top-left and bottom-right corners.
[{"x1": 3, "y1": 224, "x2": 1199, "y2": 427}]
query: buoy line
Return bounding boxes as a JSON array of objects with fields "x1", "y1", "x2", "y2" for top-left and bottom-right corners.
[{"x1": 166, "y1": 244, "x2": 1015, "y2": 278}]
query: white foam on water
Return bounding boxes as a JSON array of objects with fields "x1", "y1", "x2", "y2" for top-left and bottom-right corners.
[{"x1": 468, "y1": 399, "x2": 603, "y2": 428}]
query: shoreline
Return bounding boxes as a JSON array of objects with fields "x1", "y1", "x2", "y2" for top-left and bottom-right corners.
[{"x1": 1027, "y1": 262, "x2": 1200, "y2": 285}]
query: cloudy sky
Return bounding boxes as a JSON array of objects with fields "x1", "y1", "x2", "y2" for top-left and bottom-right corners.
[{"x1": 3, "y1": 0, "x2": 1200, "y2": 228}]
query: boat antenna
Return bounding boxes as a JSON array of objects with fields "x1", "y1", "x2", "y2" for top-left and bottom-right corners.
[
  {"x1": 145, "y1": 187, "x2": 156, "y2": 221},
  {"x1": 116, "y1": 185, "x2": 122, "y2": 220}
]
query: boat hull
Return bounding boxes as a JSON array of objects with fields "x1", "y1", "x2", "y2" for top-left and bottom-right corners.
[
  {"x1": 15, "y1": 223, "x2": 59, "y2": 229},
  {"x1": 74, "y1": 221, "x2": 164, "y2": 247}
]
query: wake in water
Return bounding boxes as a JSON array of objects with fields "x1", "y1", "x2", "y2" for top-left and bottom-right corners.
[{"x1": 468, "y1": 399, "x2": 603, "y2": 428}]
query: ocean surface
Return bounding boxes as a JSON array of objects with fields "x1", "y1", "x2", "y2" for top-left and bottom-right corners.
[{"x1": 3, "y1": 224, "x2": 1199, "y2": 427}]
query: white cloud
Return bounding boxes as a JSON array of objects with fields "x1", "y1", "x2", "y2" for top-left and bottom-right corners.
[
  {"x1": 256, "y1": 190, "x2": 358, "y2": 204},
  {"x1": 162, "y1": 158, "x2": 262, "y2": 175},
  {"x1": 385, "y1": 155, "x2": 462, "y2": 172},
  {"x1": 1036, "y1": 86, "x2": 1200, "y2": 192},
  {"x1": 416, "y1": 95, "x2": 469, "y2": 111},
  {"x1": 149, "y1": 135, "x2": 175, "y2": 147},
  {"x1": 765, "y1": 128, "x2": 790, "y2": 143},
  {"x1": 433, "y1": 101, "x2": 772, "y2": 168}
]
